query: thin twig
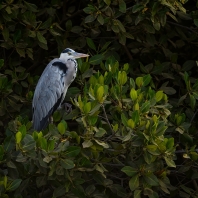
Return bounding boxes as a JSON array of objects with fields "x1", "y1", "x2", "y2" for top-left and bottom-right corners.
[
  {"x1": 175, "y1": 149, "x2": 198, "y2": 154},
  {"x1": 102, "y1": 163, "x2": 124, "y2": 167},
  {"x1": 101, "y1": 104, "x2": 114, "y2": 134},
  {"x1": 167, "y1": 21, "x2": 198, "y2": 34},
  {"x1": 190, "y1": 109, "x2": 198, "y2": 123}
]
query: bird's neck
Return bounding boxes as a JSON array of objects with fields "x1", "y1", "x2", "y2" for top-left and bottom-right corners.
[{"x1": 59, "y1": 54, "x2": 69, "y2": 63}]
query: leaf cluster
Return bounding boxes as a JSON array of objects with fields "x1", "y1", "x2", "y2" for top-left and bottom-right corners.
[{"x1": 1, "y1": 0, "x2": 198, "y2": 197}]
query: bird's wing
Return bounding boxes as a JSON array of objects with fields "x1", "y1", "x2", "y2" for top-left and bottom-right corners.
[{"x1": 32, "y1": 59, "x2": 67, "y2": 131}]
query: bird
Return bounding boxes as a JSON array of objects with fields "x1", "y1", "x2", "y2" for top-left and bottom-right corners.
[{"x1": 32, "y1": 48, "x2": 89, "y2": 131}]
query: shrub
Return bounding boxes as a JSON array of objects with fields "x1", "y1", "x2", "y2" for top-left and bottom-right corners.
[{"x1": 1, "y1": 0, "x2": 198, "y2": 197}]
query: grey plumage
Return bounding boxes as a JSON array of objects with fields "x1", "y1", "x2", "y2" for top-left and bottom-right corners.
[{"x1": 32, "y1": 48, "x2": 89, "y2": 131}]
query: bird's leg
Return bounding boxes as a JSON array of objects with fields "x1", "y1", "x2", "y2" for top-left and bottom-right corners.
[
  {"x1": 50, "y1": 116, "x2": 53, "y2": 123},
  {"x1": 61, "y1": 103, "x2": 72, "y2": 113}
]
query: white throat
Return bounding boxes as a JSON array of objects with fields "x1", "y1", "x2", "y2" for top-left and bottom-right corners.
[{"x1": 59, "y1": 53, "x2": 71, "y2": 63}]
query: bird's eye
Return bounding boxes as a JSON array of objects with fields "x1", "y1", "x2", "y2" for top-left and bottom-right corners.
[{"x1": 68, "y1": 52, "x2": 72, "y2": 55}]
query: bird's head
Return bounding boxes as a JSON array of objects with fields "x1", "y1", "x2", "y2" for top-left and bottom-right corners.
[{"x1": 59, "y1": 48, "x2": 89, "y2": 62}]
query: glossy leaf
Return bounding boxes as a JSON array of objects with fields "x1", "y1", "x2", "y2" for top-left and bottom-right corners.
[
  {"x1": 60, "y1": 159, "x2": 75, "y2": 169},
  {"x1": 86, "y1": 37, "x2": 96, "y2": 51},
  {"x1": 7, "y1": 179, "x2": 22, "y2": 191},
  {"x1": 89, "y1": 54, "x2": 104, "y2": 65},
  {"x1": 36, "y1": 31, "x2": 47, "y2": 44},
  {"x1": 129, "y1": 174, "x2": 139, "y2": 191},
  {"x1": 121, "y1": 166, "x2": 138, "y2": 177},
  {"x1": 130, "y1": 88, "x2": 137, "y2": 101}
]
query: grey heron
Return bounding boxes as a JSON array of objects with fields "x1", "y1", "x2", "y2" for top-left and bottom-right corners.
[{"x1": 32, "y1": 48, "x2": 89, "y2": 131}]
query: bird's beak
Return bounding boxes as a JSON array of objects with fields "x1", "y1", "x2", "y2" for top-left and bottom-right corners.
[{"x1": 72, "y1": 52, "x2": 89, "y2": 59}]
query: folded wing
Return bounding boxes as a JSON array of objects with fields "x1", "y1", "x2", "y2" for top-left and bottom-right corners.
[{"x1": 32, "y1": 60, "x2": 67, "y2": 131}]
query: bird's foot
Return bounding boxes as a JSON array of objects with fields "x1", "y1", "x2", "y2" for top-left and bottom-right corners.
[{"x1": 61, "y1": 103, "x2": 72, "y2": 113}]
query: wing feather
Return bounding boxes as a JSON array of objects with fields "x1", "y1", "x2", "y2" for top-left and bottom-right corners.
[{"x1": 32, "y1": 59, "x2": 67, "y2": 131}]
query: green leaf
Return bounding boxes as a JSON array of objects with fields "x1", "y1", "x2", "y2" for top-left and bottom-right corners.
[
  {"x1": 22, "y1": 135, "x2": 36, "y2": 151},
  {"x1": 18, "y1": 125, "x2": 26, "y2": 138},
  {"x1": 53, "y1": 185, "x2": 66, "y2": 197},
  {"x1": 3, "y1": 175, "x2": 7, "y2": 189},
  {"x1": 121, "y1": 166, "x2": 138, "y2": 177},
  {"x1": 100, "y1": 41, "x2": 111, "y2": 52},
  {"x1": 132, "y1": 4, "x2": 144, "y2": 13},
  {"x1": 48, "y1": 140, "x2": 55, "y2": 151},
  {"x1": 84, "y1": 15, "x2": 96, "y2": 23},
  {"x1": 121, "y1": 113, "x2": 128, "y2": 126},
  {"x1": 182, "y1": 60, "x2": 196, "y2": 71},
  {"x1": 190, "y1": 94, "x2": 196, "y2": 109},
  {"x1": 36, "y1": 176, "x2": 47, "y2": 188},
  {"x1": 140, "y1": 101, "x2": 150, "y2": 113},
  {"x1": 58, "y1": 120, "x2": 67, "y2": 135},
  {"x1": 82, "y1": 140, "x2": 93, "y2": 148},
  {"x1": 134, "y1": 190, "x2": 142, "y2": 198},
  {"x1": 127, "y1": 119, "x2": 135, "y2": 129},
  {"x1": 118, "y1": 71, "x2": 127, "y2": 85},
  {"x1": 13, "y1": 30, "x2": 21, "y2": 43},
  {"x1": 144, "y1": 173, "x2": 159, "y2": 186},
  {"x1": 83, "y1": 5, "x2": 96, "y2": 14},
  {"x1": 60, "y1": 159, "x2": 75, "y2": 169},
  {"x1": 66, "y1": 146, "x2": 81, "y2": 157},
  {"x1": 43, "y1": 155, "x2": 52, "y2": 163},
  {"x1": 104, "y1": 0, "x2": 111, "y2": 6},
  {"x1": 56, "y1": 165, "x2": 64, "y2": 175},
  {"x1": 130, "y1": 88, "x2": 137, "y2": 101},
  {"x1": 160, "y1": 87, "x2": 176, "y2": 95},
  {"x1": 16, "y1": 48, "x2": 25, "y2": 57},
  {"x1": 40, "y1": 18, "x2": 52, "y2": 29},
  {"x1": 89, "y1": 54, "x2": 104, "y2": 65},
  {"x1": 3, "y1": 136, "x2": 15, "y2": 152},
  {"x1": 24, "y1": 1, "x2": 38, "y2": 12},
  {"x1": 83, "y1": 102, "x2": 91, "y2": 114},
  {"x1": 97, "y1": 86, "x2": 104, "y2": 103},
  {"x1": 97, "y1": 14, "x2": 104, "y2": 25},
  {"x1": 86, "y1": 37, "x2": 96, "y2": 51},
  {"x1": 15, "y1": 132, "x2": 22, "y2": 144},
  {"x1": 7, "y1": 179, "x2": 22, "y2": 192},
  {"x1": 39, "y1": 137, "x2": 47, "y2": 150},
  {"x1": 88, "y1": 115, "x2": 98, "y2": 125},
  {"x1": 94, "y1": 139, "x2": 109, "y2": 148},
  {"x1": 129, "y1": 174, "x2": 139, "y2": 191},
  {"x1": 37, "y1": 31, "x2": 47, "y2": 44},
  {"x1": 166, "y1": 138, "x2": 174, "y2": 149},
  {"x1": 164, "y1": 157, "x2": 176, "y2": 167},
  {"x1": 144, "y1": 24, "x2": 155, "y2": 34},
  {"x1": 86, "y1": 184, "x2": 96, "y2": 195},
  {"x1": 153, "y1": 21, "x2": 160, "y2": 31},
  {"x1": 116, "y1": 20, "x2": 126, "y2": 32},
  {"x1": 155, "y1": 91, "x2": 163, "y2": 102},
  {"x1": 194, "y1": 19, "x2": 198, "y2": 27},
  {"x1": 136, "y1": 77, "x2": 143, "y2": 87},
  {"x1": 71, "y1": 26, "x2": 83, "y2": 34},
  {"x1": 2, "y1": 28, "x2": 9, "y2": 41},
  {"x1": 132, "y1": 110, "x2": 140, "y2": 124},
  {"x1": 95, "y1": 128, "x2": 106, "y2": 137},
  {"x1": 143, "y1": 74, "x2": 151, "y2": 86},
  {"x1": 119, "y1": 0, "x2": 126, "y2": 13}
]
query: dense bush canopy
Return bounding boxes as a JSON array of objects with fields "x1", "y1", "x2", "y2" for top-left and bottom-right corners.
[{"x1": 1, "y1": 0, "x2": 198, "y2": 197}]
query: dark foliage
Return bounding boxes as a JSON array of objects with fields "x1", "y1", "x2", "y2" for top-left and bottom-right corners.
[{"x1": 0, "y1": 0, "x2": 198, "y2": 197}]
